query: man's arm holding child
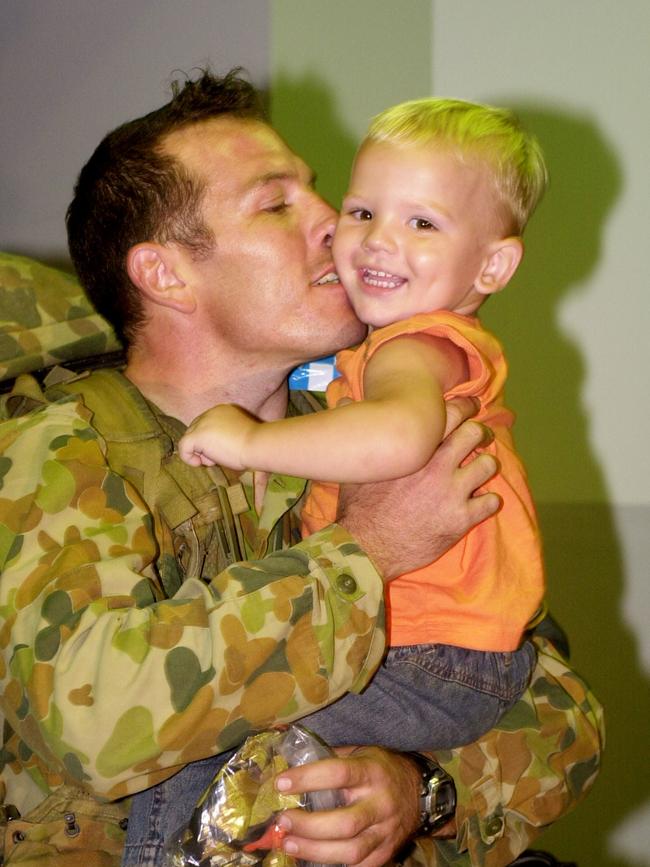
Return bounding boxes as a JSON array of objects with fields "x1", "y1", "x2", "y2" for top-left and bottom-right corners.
[{"x1": 179, "y1": 334, "x2": 467, "y2": 481}]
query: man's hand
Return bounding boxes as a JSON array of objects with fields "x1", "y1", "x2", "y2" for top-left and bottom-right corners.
[
  {"x1": 337, "y1": 396, "x2": 500, "y2": 580},
  {"x1": 274, "y1": 746, "x2": 422, "y2": 867},
  {"x1": 178, "y1": 404, "x2": 256, "y2": 469}
]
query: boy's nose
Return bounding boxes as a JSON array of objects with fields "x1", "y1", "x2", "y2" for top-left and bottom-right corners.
[{"x1": 362, "y1": 222, "x2": 396, "y2": 253}]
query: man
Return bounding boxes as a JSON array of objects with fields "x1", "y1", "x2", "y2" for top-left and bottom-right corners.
[{"x1": 0, "y1": 70, "x2": 602, "y2": 867}]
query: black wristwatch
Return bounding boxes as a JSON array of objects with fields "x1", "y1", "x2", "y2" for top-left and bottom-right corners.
[{"x1": 404, "y1": 751, "x2": 457, "y2": 835}]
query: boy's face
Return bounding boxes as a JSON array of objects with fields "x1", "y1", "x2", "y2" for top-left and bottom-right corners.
[{"x1": 332, "y1": 139, "x2": 506, "y2": 328}]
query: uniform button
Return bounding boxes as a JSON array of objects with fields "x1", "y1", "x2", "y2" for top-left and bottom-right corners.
[
  {"x1": 485, "y1": 816, "x2": 504, "y2": 836},
  {"x1": 12, "y1": 830, "x2": 25, "y2": 843},
  {"x1": 336, "y1": 574, "x2": 357, "y2": 594},
  {"x1": 119, "y1": 817, "x2": 129, "y2": 831},
  {"x1": 64, "y1": 812, "x2": 80, "y2": 837}
]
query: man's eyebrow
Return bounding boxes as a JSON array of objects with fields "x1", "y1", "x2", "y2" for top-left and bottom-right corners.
[{"x1": 247, "y1": 170, "x2": 317, "y2": 191}]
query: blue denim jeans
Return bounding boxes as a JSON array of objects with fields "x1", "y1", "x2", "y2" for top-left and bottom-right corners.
[
  {"x1": 299, "y1": 639, "x2": 535, "y2": 749},
  {"x1": 122, "y1": 640, "x2": 535, "y2": 866}
]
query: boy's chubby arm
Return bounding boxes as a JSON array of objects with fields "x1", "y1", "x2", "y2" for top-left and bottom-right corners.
[{"x1": 178, "y1": 334, "x2": 468, "y2": 482}]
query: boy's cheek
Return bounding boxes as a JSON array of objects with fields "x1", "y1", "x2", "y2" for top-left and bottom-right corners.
[{"x1": 331, "y1": 231, "x2": 354, "y2": 272}]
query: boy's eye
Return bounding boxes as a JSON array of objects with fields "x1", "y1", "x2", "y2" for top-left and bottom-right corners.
[
  {"x1": 350, "y1": 208, "x2": 373, "y2": 221},
  {"x1": 409, "y1": 217, "x2": 436, "y2": 231}
]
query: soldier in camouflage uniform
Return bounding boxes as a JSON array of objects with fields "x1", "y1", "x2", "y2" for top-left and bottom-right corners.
[{"x1": 0, "y1": 67, "x2": 603, "y2": 867}]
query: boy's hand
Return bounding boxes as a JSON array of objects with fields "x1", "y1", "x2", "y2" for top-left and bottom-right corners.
[{"x1": 178, "y1": 404, "x2": 257, "y2": 470}]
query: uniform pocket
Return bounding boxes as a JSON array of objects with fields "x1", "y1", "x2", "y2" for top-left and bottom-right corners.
[{"x1": 2, "y1": 785, "x2": 127, "y2": 866}]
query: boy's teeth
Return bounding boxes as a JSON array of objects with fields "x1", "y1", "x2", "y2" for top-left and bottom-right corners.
[{"x1": 364, "y1": 268, "x2": 403, "y2": 288}]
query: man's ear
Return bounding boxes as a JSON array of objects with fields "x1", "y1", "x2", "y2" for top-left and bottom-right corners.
[
  {"x1": 126, "y1": 243, "x2": 197, "y2": 314},
  {"x1": 475, "y1": 237, "x2": 524, "y2": 297}
]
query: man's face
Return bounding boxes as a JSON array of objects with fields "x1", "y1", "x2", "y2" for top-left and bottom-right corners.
[{"x1": 162, "y1": 118, "x2": 366, "y2": 371}]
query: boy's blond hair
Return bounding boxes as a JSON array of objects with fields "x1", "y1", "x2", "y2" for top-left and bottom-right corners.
[{"x1": 366, "y1": 97, "x2": 548, "y2": 235}]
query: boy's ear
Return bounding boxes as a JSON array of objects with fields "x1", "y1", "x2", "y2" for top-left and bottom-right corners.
[
  {"x1": 475, "y1": 237, "x2": 524, "y2": 296},
  {"x1": 126, "y1": 243, "x2": 197, "y2": 314}
]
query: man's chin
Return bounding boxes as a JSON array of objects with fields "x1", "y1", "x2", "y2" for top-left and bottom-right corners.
[
  {"x1": 290, "y1": 326, "x2": 364, "y2": 372},
  {"x1": 346, "y1": 319, "x2": 369, "y2": 347},
  {"x1": 325, "y1": 318, "x2": 367, "y2": 355},
  {"x1": 314, "y1": 277, "x2": 364, "y2": 330}
]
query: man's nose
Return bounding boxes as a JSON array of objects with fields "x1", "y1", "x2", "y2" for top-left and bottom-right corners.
[{"x1": 312, "y1": 197, "x2": 338, "y2": 248}]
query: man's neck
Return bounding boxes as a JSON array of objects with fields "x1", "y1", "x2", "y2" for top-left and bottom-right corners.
[{"x1": 124, "y1": 345, "x2": 290, "y2": 426}]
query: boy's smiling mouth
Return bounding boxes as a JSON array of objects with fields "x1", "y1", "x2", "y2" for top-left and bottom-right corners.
[{"x1": 361, "y1": 268, "x2": 406, "y2": 290}]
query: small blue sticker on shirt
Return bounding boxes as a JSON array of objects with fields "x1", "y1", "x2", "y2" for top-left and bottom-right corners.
[{"x1": 289, "y1": 356, "x2": 340, "y2": 391}]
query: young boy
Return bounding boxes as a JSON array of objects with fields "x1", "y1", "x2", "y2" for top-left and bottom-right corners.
[{"x1": 178, "y1": 98, "x2": 548, "y2": 750}]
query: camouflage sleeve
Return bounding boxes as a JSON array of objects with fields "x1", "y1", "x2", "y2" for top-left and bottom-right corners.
[
  {"x1": 0, "y1": 396, "x2": 385, "y2": 805},
  {"x1": 403, "y1": 635, "x2": 604, "y2": 867}
]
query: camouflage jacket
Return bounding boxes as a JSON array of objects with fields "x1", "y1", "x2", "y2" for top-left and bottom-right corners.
[
  {"x1": 0, "y1": 254, "x2": 604, "y2": 865},
  {"x1": 0, "y1": 370, "x2": 386, "y2": 863}
]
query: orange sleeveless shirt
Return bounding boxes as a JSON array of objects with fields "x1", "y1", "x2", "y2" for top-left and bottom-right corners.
[{"x1": 301, "y1": 311, "x2": 544, "y2": 651}]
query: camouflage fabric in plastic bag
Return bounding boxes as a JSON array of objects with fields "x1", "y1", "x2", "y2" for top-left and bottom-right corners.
[{"x1": 163, "y1": 725, "x2": 343, "y2": 867}]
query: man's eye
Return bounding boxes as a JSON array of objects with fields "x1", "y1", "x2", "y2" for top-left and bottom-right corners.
[
  {"x1": 409, "y1": 217, "x2": 436, "y2": 231},
  {"x1": 265, "y1": 202, "x2": 289, "y2": 213}
]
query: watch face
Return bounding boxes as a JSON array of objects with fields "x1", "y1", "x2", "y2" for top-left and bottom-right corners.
[{"x1": 405, "y1": 752, "x2": 456, "y2": 833}]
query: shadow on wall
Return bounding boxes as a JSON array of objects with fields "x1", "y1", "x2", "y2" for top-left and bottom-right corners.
[
  {"x1": 270, "y1": 72, "x2": 359, "y2": 209},
  {"x1": 536, "y1": 503, "x2": 649, "y2": 867},
  {"x1": 481, "y1": 104, "x2": 620, "y2": 503},
  {"x1": 480, "y1": 105, "x2": 648, "y2": 866}
]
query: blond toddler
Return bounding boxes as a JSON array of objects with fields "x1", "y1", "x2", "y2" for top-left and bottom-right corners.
[{"x1": 178, "y1": 98, "x2": 548, "y2": 749}]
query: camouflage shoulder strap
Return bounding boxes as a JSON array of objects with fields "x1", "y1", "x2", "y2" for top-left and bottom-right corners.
[
  {"x1": 288, "y1": 388, "x2": 326, "y2": 416},
  {"x1": 1, "y1": 364, "x2": 322, "y2": 596},
  {"x1": 47, "y1": 368, "x2": 250, "y2": 595}
]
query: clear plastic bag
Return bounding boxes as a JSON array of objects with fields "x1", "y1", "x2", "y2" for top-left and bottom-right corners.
[{"x1": 162, "y1": 724, "x2": 343, "y2": 867}]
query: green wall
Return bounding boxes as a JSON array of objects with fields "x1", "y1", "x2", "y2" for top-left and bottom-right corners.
[{"x1": 270, "y1": 0, "x2": 432, "y2": 207}]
